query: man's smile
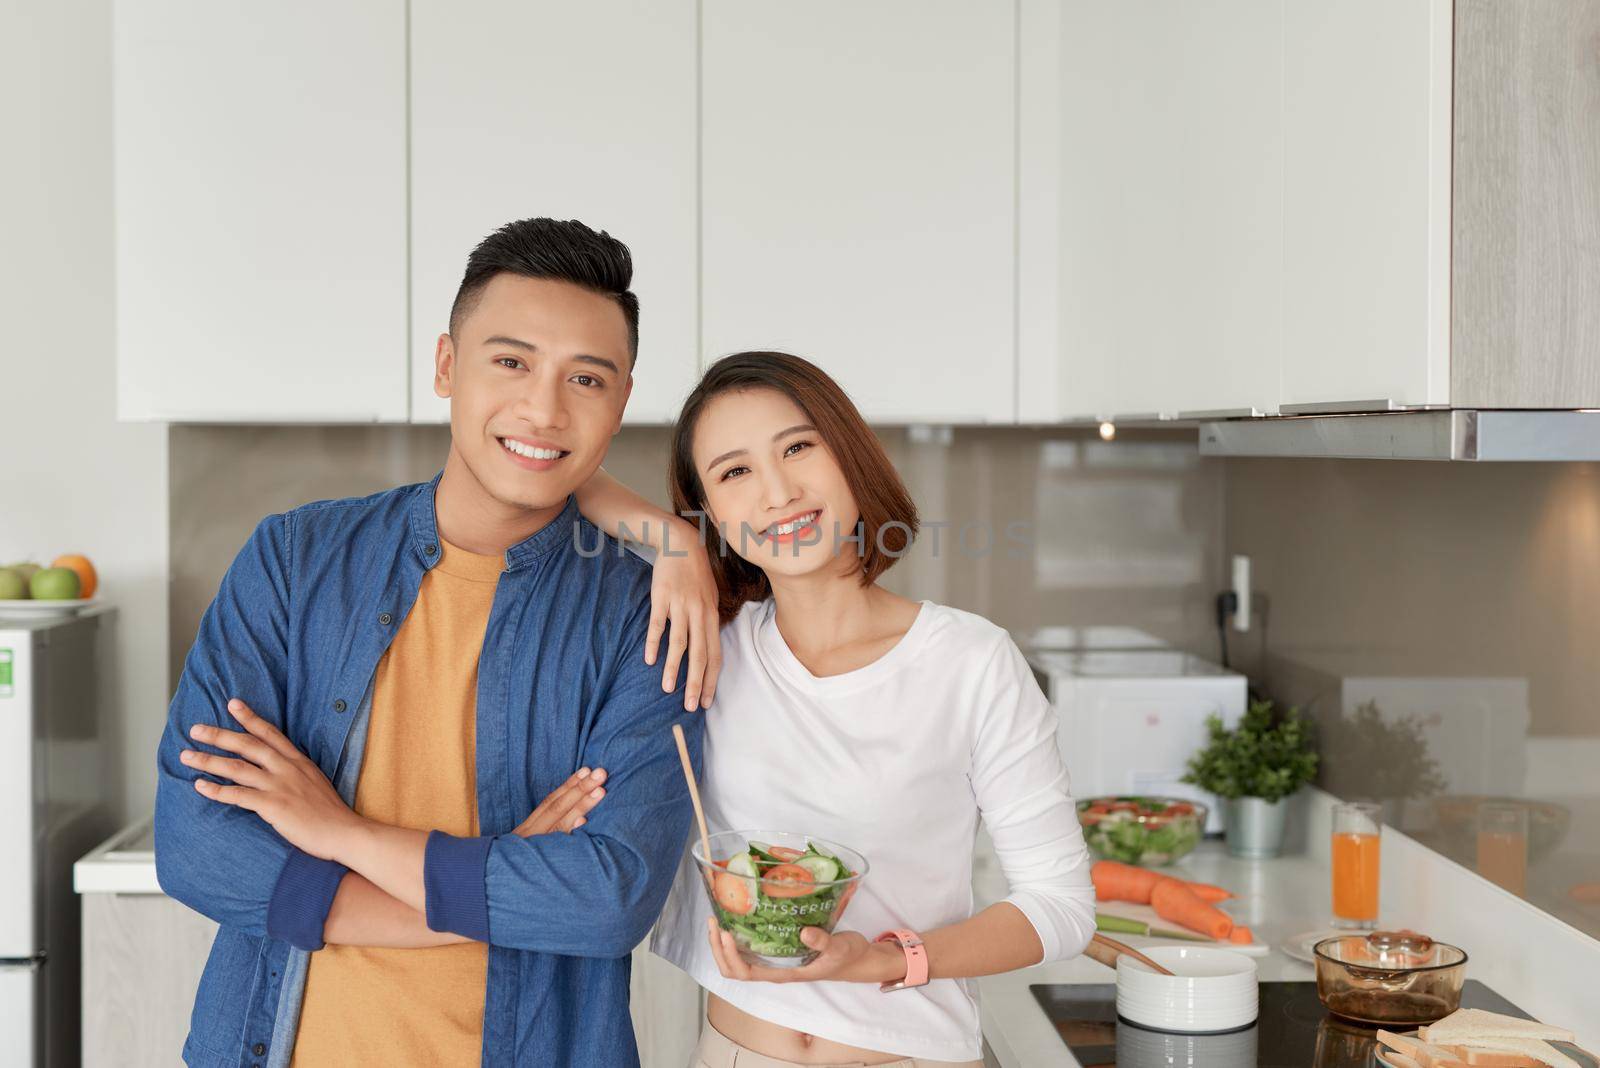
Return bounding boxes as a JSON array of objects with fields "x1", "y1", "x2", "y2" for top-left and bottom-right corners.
[{"x1": 497, "y1": 435, "x2": 571, "y2": 470}]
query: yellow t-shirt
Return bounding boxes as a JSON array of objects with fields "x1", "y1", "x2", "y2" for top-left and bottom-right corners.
[{"x1": 291, "y1": 537, "x2": 502, "y2": 1066}]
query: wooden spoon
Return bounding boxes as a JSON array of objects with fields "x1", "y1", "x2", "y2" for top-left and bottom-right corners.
[
  {"x1": 1088, "y1": 932, "x2": 1176, "y2": 976},
  {"x1": 671, "y1": 723, "x2": 715, "y2": 890}
]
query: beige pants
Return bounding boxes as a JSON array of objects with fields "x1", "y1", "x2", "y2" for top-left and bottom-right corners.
[{"x1": 690, "y1": 1016, "x2": 985, "y2": 1068}]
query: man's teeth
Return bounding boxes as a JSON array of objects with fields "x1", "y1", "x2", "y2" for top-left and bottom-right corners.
[
  {"x1": 501, "y1": 438, "x2": 563, "y2": 461},
  {"x1": 768, "y1": 511, "x2": 819, "y2": 536}
]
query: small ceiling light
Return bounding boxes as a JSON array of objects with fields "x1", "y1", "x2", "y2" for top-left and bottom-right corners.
[{"x1": 1098, "y1": 421, "x2": 1116, "y2": 442}]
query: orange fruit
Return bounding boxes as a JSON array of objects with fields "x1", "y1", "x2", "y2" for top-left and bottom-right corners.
[{"x1": 51, "y1": 554, "x2": 97, "y2": 599}]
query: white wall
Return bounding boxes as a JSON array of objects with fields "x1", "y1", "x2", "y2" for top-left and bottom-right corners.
[{"x1": 0, "y1": 0, "x2": 168, "y2": 821}]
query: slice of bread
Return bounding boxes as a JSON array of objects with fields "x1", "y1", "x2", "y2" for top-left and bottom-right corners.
[
  {"x1": 1387, "y1": 1054, "x2": 1423, "y2": 1068},
  {"x1": 1427, "y1": 1009, "x2": 1575, "y2": 1045},
  {"x1": 1443, "y1": 1044, "x2": 1550, "y2": 1067},
  {"x1": 1378, "y1": 1032, "x2": 1472, "y2": 1068},
  {"x1": 1413, "y1": 1042, "x2": 1472, "y2": 1068},
  {"x1": 1381, "y1": 1030, "x2": 1428, "y2": 1060},
  {"x1": 1454, "y1": 1039, "x2": 1582, "y2": 1068}
]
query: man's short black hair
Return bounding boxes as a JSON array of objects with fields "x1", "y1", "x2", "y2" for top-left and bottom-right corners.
[{"x1": 449, "y1": 217, "x2": 640, "y2": 363}]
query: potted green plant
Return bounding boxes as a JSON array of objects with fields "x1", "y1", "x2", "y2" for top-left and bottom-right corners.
[{"x1": 1183, "y1": 699, "x2": 1319, "y2": 859}]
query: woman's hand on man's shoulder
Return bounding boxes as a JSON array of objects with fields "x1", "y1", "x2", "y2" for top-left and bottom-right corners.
[{"x1": 645, "y1": 517, "x2": 723, "y2": 712}]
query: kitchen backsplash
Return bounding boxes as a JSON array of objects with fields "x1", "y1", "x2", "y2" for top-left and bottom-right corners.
[
  {"x1": 166, "y1": 424, "x2": 1227, "y2": 688},
  {"x1": 1225, "y1": 458, "x2": 1600, "y2": 739}
]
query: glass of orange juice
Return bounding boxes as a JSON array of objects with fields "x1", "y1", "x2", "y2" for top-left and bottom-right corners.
[
  {"x1": 1331, "y1": 801, "x2": 1381, "y2": 929},
  {"x1": 1476, "y1": 802, "x2": 1528, "y2": 897}
]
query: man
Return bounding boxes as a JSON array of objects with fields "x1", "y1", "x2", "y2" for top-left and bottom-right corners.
[{"x1": 154, "y1": 218, "x2": 704, "y2": 1067}]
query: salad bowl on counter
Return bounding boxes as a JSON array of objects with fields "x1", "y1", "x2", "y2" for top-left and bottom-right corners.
[{"x1": 1078, "y1": 796, "x2": 1208, "y2": 867}]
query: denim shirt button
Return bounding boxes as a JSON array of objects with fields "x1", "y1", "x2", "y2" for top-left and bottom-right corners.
[
  {"x1": 425, "y1": 543, "x2": 438, "y2": 556},
  {"x1": 378, "y1": 611, "x2": 393, "y2": 625},
  {"x1": 332, "y1": 699, "x2": 347, "y2": 713},
  {"x1": 252, "y1": 1043, "x2": 266, "y2": 1056}
]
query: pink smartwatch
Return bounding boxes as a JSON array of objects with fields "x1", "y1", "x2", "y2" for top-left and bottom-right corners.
[{"x1": 874, "y1": 929, "x2": 929, "y2": 993}]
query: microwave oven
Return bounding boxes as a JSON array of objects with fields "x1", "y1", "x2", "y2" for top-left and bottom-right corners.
[{"x1": 1028, "y1": 649, "x2": 1246, "y2": 834}]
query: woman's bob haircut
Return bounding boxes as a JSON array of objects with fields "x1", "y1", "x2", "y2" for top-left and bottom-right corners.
[{"x1": 668, "y1": 351, "x2": 920, "y2": 624}]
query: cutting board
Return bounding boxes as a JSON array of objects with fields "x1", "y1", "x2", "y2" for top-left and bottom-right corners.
[{"x1": 1097, "y1": 899, "x2": 1272, "y2": 957}]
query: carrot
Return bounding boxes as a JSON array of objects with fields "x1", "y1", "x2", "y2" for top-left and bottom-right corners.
[
  {"x1": 1092, "y1": 861, "x2": 1235, "y2": 909},
  {"x1": 1091, "y1": 860, "x2": 1164, "y2": 903},
  {"x1": 1185, "y1": 881, "x2": 1233, "y2": 903},
  {"x1": 1228, "y1": 925, "x2": 1254, "y2": 944},
  {"x1": 1150, "y1": 878, "x2": 1234, "y2": 941}
]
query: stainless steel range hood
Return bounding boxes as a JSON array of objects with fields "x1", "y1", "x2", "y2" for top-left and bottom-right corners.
[{"x1": 1197, "y1": 410, "x2": 1600, "y2": 461}]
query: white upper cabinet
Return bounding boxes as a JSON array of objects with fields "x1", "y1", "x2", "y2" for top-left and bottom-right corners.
[
  {"x1": 1280, "y1": 0, "x2": 1452, "y2": 411},
  {"x1": 114, "y1": 0, "x2": 407, "y2": 422},
  {"x1": 408, "y1": 1, "x2": 699, "y2": 425},
  {"x1": 1020, "y1": 0, "x2": 1284, "y2": 422},
  {"x1": 700, "y1": 1, "x2": 1017, "y2": 424},
  {"x1": 114, "y1": 1, "x2": 1457, "y2": 427},
  {"x1": 1020, "y1": 0, "x2": 1452, "y2": 422}
]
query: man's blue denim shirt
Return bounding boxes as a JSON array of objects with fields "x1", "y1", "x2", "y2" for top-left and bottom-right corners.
[{"x1": 154, "y1": 472, "x2": 704, "y2": 1068}]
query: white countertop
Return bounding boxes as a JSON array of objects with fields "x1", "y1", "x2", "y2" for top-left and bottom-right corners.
[{"x1": 74, "y1": 818, "x2": 159, "y2": 894}]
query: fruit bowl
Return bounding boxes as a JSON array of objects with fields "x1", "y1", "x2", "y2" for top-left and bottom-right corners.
[
  {"x1": 0, "y1": 556, "x2": 98, "y2": 616},
  {"x1": 692, "y1": 830, "x2": 868, "y2": 967},
  {"x1": 1078, "y1": 796, "x2": 1207, "y2": 866},
  {"x1": 0, "y1": 598, "x2": 97, "y2": 621}
]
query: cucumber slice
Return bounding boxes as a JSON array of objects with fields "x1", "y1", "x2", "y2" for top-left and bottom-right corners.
[
  {"x1": 806, "y1": 840, "x2": 837, "y2": 860},
  {"x1": 726, "y1": 852, "x2": 758, "y2": 879},
  {"x1": 795, "y1": 854, "x2": 840, "y2": 883},
  {"x1": 747, "y1": 842, "x2": 785, "y2": 865}
]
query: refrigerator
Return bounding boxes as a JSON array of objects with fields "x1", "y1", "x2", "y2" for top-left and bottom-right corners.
[{"x1": 0, "y1": 608, "x2": 115, "y2": 1067}]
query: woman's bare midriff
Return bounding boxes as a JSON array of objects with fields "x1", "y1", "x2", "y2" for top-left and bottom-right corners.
[{"x1": 707, "y1": 993, "x2": 907, "y2": 1065}]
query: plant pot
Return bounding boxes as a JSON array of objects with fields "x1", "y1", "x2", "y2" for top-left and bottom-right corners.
[{"x1": 1224, "y1": 796, "x2": 1290, "y2": 859}]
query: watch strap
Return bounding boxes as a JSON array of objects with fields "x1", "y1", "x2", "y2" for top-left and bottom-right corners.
[{"x1": 874, "y1": 928, "x2": 929, "y2": 992}]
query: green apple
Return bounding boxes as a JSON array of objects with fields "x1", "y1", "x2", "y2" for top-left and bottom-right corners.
[
  {"x1": 30, "y1": 567, "x2": 81, "y2": 601},
  {"x1": 6, "y1": 562, "x2": 40, "y2": 588},
  {"x1": 0, "y1": 569, "x2": 25, "y2": 600}
]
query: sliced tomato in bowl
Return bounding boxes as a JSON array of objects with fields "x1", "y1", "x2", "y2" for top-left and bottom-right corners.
[
  {"x1": 713, "y1": 870, "x2": 755, "y2": 915},
  {"x1": 761, "y1": 863, "x2": 818, "y2": 899}
]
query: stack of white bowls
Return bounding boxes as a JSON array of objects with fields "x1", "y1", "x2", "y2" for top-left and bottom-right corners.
[{"x1": 1115, "y1": 946, "x2": 1259, "y2": 1034}]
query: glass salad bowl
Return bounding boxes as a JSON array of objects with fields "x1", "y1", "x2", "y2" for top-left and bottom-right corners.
[
  {"x1": 1077, "y1": 796, "x2": 1208, "y2": 866},
  {"x1": 692, "y1": 830, "x2": 869, "y2": 967}
]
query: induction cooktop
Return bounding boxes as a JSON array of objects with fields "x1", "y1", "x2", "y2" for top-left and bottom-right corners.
[{"x1": 1029, "y1": 980, "x2": 1527, "y2": 1067}]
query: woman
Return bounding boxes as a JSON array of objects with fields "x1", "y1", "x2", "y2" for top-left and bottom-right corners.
[{"x1": 577, "y1": 351, "x2": 1095, "y2": 1067}]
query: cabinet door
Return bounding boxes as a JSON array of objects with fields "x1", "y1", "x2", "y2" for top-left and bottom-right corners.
[
  {"x1": 1280, "y1": 0, "x2": 1452, "y2": 411},
  {"x1": 82, "y1": 892, "x2": 217, "y2": 1067},
  {"x1": 701, "y1": 1, "x2": 1016, "y2": 424},
  {"x1": 629, "y1": 938, "x2": 701, "y2": 1068},
  {"x1": 409, "y1": 1, "x2": 698, "y2": 425},
  {"x1": 1020, "y1": 0, "x2": 1284, "y2": 422},
  {"x1": 114, "y1": 0, "x2": 407, "y2": 422}
]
